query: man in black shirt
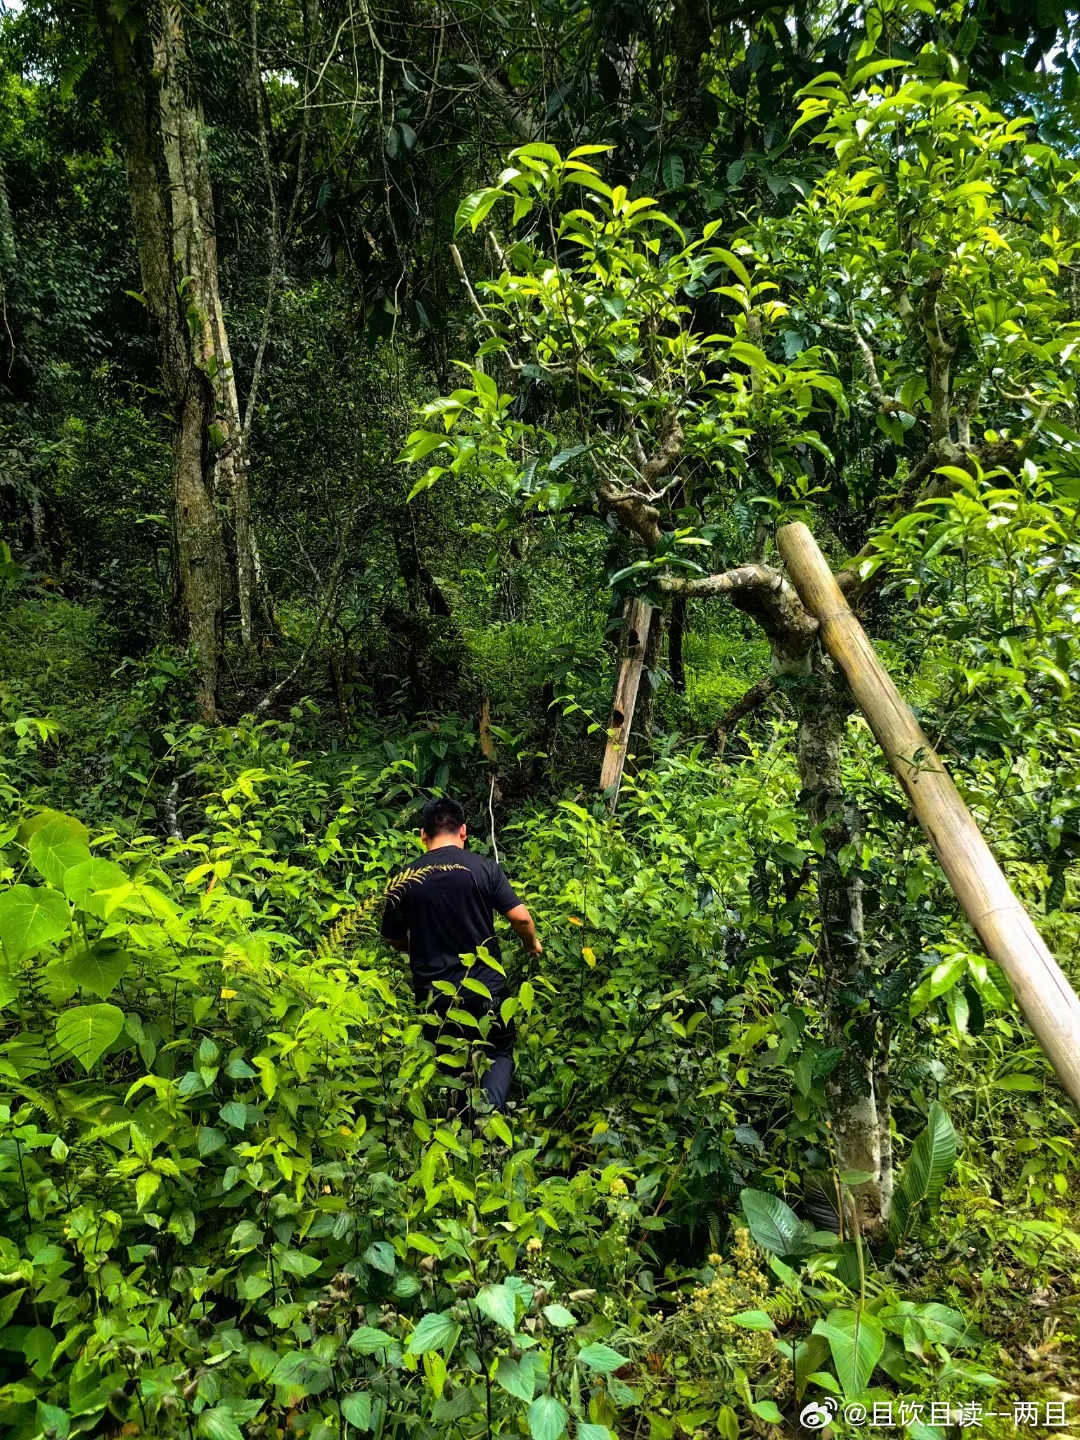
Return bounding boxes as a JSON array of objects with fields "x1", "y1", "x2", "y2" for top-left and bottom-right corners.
[{"x1": 381, "y1": 796, "x2": 541, "y2": 1111}]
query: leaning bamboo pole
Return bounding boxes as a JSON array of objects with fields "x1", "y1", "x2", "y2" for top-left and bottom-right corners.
[{"x1": 776, "y1": 521, "x2": 1080, "y2": 1109}]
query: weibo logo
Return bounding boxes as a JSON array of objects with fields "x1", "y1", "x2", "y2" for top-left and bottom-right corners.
[{"x1": 799, "y1": 1399, "x2": 839, "y2": 1429}]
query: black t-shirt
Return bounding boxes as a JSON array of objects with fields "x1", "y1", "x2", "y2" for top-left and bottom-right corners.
[{"x1": 381, "y1": 847, "x2": 521, "y2": 997}]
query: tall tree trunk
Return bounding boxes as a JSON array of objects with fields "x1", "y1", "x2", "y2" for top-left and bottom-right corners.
[
  {"x1": 796, "y1": 661, "x2": 886, "y2": 1232},
  {"x1": 95, "y1": 0, "x2": 222, "y2": 721},
  {"x1": 153, "y1": 0, "x2": 259, "y2": 650}
]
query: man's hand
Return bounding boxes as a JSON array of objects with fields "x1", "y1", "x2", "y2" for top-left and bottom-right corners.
[{"x1": 505, "y1": 904, "x2": 542, "y2": 957}]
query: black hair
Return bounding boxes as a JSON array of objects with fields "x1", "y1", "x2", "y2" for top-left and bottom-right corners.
[{"x1": 420, "y1": 796, "x2": 466, "y2": 838}]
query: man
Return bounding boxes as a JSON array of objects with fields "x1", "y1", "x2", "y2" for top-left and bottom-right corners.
[{"x1": 380, "y1": 796, "x2": 541, "y2": 1112}]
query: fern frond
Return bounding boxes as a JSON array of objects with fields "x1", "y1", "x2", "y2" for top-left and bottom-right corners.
[{"x1": 316, "y1": 863, "x2": 470, "y2": 957}]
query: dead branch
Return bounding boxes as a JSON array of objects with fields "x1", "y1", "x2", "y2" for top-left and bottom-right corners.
[
  {"x1": 711, "y1": 675, "x2": 778, "y2": 758},
  {"x1": 449, "y1": 243, "x2": 521, "y2": 369},
  {"x1": 820, "y1": 313, "x2": 903, "y2": 413}
]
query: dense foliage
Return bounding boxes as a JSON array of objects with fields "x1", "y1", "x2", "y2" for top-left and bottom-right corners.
[{"x1": 2, "y1": 0, "x2": 1080, "y2": 1436}]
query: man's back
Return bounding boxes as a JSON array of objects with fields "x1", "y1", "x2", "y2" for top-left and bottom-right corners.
[{"x1": 381, "y1": 846, "x2": 520, "y2": 997}]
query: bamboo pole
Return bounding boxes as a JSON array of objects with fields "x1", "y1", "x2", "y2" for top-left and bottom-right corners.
[
  {"x1": 776, "y1": 521, "x2": 1080, "y2": 1109},
  {"x1": 599, "y1": 596, "x2": 653, "y2": 806}
]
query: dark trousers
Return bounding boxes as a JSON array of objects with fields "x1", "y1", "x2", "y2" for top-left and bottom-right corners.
[{"x1": 418, "y1": 986, "x2": 515, "y2": 1112}]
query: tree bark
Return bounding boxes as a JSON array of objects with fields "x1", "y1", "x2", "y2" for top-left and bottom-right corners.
[
  {"x1": 796, "y1": 661, "x2": 885, "y2": 1232},
  {"x1": 96, "y1": 0, "x2": 222, "y2": 721},
  {"x1": 153, "y1": 0, "x2": 259, "y2": 650}
]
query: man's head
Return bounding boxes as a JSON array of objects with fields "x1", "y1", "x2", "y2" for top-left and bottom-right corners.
[{"x1": 420, "y1": 796, "x2": 467, "y2": 850}]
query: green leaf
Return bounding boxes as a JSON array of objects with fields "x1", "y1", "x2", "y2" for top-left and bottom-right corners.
[
  {"x1": 278, "y1": 1249, "x2": 320, "y2": 1276},
  {"x1": 407, "y1": 467, "x2": 445, "y2": 502},
  {"x1": 199, "y1": 1408, "x2": 244, "y2": 1440},
  {"x1": 62, "y1": 858, "x2": 127, "y2": 909},
  {"x1": 993, "y1": 1073, "x2": 1041, "y2": 1091},
  {"x1": 812, "y1": 1309, "x2": 884, "y2": 1397},
  {"x1": 528, "y1": 1394, "x2": 569, "y2": 1440},
  {"x1": 751, "y1": 1401, "x2": 784, "y2": 1422},
  {"x1": 198, "y1": 1404, "x2": 262, "y2": 1440},
  {"x1": 710, "y1": 246, "x2": 752, "y2": 288},
  {"x1": 888, "y1": 1102, "x2": 957, "y2": 1249},
  {"x1": 363, "y1": 1240, "x2": 396, "y2": 1275},
  {"x1": 542, "y1": 1303, "x2": 576, "y2": 1327},
  {"x1": 454, "y1": 187, "x2": 503, "y2": 235},
  {"x1": 198, "y1": 1126, "x2": 226, "y2": 1157},
  {"x1": 35, "y1": 1403, "x2": 69, "y2": 1440},
  {"x1": 432, "y1": 1386, "x2": 480, "y2": 1421},
  {"x1": 730, "y1": 1310, "x2": 775, "y2": 1330},
  {"x1": 54, "y1": 1003, "x2": 125, "y2": 1071},
  {"x1": 577, "y1": 1428, "x2": 615, "y2": 1440},
  {"x1": 65, "y1": 943, "x2": 131, "y2": 1000},
  {"x1": 406, "y1": 1310, "x2": 461, "y2": 1354},
  {"x1": 476, "y1": 1282, "x2": 517, "y2": 1331},
  {"x1": 18, "y1": 809, "x2": 88, "y2": 846},
  {"x1": 729, "y1": 340, "x2": 770, "y2": 371},
  {"x1": 396, "y1": 431, "x2": 447, "y2": 465},
  {"x1": 548, "y1": 443, "x2": 588, "y2": 472},
  {"x1": 29, "y1": 819, "x2": 92, "y2": 888},
  {"x1": 495, "y1": 1354, "x2": 536, "y2": 1403},
  {"x1": 23, "y1": 1325, "x2": 54, "y2": 1378},
  {"x1": 662, "y1": 152, "x2": 685, "y2": 188},
  {"x1": 135, "y1": 1172, "x2": 161, "y2": 1212},
  {"x1": 0, "y1": 884, "x2": 70, "y2": 966},
  {"x1": 576, "y1": 1342, "x2": 628, "y2": 1372},
  {"x1": 270, "y1": 1350, "x2": 333, "y2": 1394},
  {"x1": 248, "y1": 1344, "x2": 279, "y2": 1381},
  {"x1": 740, "y1": 1188, "x2": 816, "y2": 1256},
  {"x1": 511, "y1": 142, "x2": 562, "y2": 166},
  {"x1": 850, "y1": 56, "x2": 910, "y2": 85},
  {"x1": 0, "y1": 1288, "x2": 25, "y2": 1327},
  {"x1": 347, "y1": 1327, "x2": 395, "y2": 1353},
  {"x1": 488, "y1": 1113, "x2": 513, "y2": 1146},
  {"x1": 341, "y1": 1392, "x2": 373, "y2": 1430}
]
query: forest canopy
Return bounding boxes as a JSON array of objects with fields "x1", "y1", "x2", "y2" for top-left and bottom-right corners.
[{"x1": 1, "y1": 0, "x2": 1080, "y2": 1436}]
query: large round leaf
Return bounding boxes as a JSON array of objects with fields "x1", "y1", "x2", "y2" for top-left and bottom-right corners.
[
  {"x1": 0, "y1": 964, "x2": 18, "y2": 1010},
  {"x1": 406, "y1": 1311, "x2": 460, "y2": 1355},
  {"x1": 812, "y1": 1308, "x2": 885, "y2": 1397},
  {"x1": 65, "y1": 942, "x2": 131, "y2": 1000},
  {"x1": 0, "y1": 884, "x2": 70, "y2": 966},
  {"x1": 527, "y1": 1394, "x2": 568, "y2": 1440},
  {"x1": 63, "y1": 858, "x2": 128, "y2": 910},
  {"x1": 28, "y1": 818, "x2": 92, "y2": 888},
  {"x1": 54, "y1": 1003, "x2": 125, "y2": 1072},
  {"x1": 17, "y1": 809, "x2": 89, "y2": 847}
]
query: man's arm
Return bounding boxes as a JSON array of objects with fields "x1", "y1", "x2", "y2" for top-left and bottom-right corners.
[
  {"x1": 385, "y1": 934, "x2": 410, "y2": 954},
  {"x1": 504, "y1": 903, "x2": 542, "y2": 956}
]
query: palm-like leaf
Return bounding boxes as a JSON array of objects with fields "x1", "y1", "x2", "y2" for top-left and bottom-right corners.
[{"x1": 888, "y1": 1102, "x2": 957, "y2": 1250}]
